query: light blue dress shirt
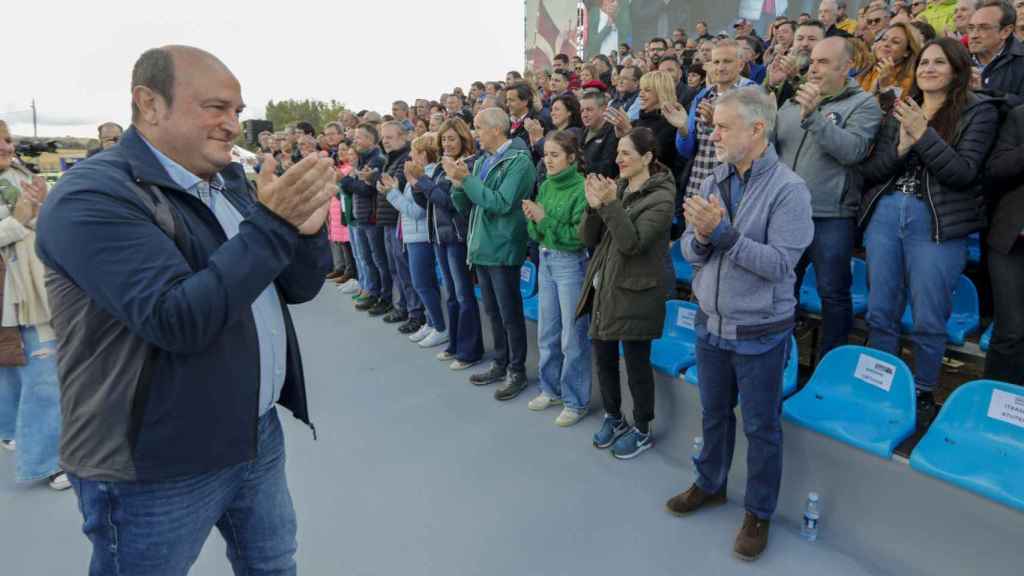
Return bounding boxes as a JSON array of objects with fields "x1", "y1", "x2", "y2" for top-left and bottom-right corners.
[{"x1": 142, "y1": 137, "x2": 287, "y2": 415}]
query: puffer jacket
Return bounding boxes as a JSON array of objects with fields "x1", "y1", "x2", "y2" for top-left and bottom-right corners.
[
  {"x1": 415, "y1": 157, "x2": 475, "y2": 245},
  {"x1": 339, "y1": 148, "x2": 385, "y2": 224},
  {"x1": 858, "y1": 93, "x2": 1000, "y2": 242},
  {"x1": 576, "y1": 170, "x2": 675, "y2": 341},
  {"x1": 377, "y1": 145, "x2": 410, "y2": 227},
  {"x1": 386, "y1": 164, "x2": 435, "y2": 244}
]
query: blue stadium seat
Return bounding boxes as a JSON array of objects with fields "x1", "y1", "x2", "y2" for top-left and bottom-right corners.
[
  {"x1": 521, "y1": 261, "x2": 539, "y2": 321},
  {"x1": 683, "y1": 335, "x2": 800, "y2": 398},
  {"x1": 910, "y1": 380, "x2": 1024, "y2": 512},
  {"x1": 981, "y1": 323, "x2": 993, "y2": 352},
  {"x1": 798, "y1": 258, "x2": 868, "y2": 316},
  {"x1": 671, "y1": 240, "x2": 694, "y2": 285},
  {"x1": 967, "y1": 232, "x2": 981, "y2": 265},
  {"x1": 649, "y1": 300, "x2": 699, "y2": 376},
  {"x1": 783, "y1": 346, "x2": 916, "y2": 459},
  {"x1": 900, "y1": 274, "x2": 980, "y2": 346},
  {"x1": 474, "y1": 261, "x2": 538, "y2": 303}
]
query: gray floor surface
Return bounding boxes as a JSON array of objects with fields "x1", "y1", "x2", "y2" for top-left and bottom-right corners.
[{"x1": 0, "y1": 286, "x2": 882, "y2": 575}]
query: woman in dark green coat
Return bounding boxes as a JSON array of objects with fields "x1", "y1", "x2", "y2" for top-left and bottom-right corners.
[{"x1": 576, "y1": 127, "x2": 674, "y2": 460}]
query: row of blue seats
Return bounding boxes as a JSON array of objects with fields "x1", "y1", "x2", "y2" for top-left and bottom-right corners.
[
  {"x1": 672, "y1": 242, "x2": 984, "y2": 347},
  {"x1": 460, "y1": 262, "x2": 1020, "y2": 512}
]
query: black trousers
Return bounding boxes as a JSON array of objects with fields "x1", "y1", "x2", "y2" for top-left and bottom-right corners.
[
  {"x1": 985, "y1": 240, "x2": 1024, "y2": 385},
  {"x1": 593, "y1": 338, "x2": 655, "y2": 433}
]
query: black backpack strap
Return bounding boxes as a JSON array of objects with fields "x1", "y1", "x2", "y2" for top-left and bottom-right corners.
[{"x1": 129, "y1": 182, "x2": 190, "y2": 260}]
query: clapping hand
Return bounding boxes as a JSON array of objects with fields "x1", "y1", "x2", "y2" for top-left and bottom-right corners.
[
  {"x1": 404, "y1": 160, "x2": 424, "y2": 185},
  {"x1": 661, "y1": 102, "x2": 689, "y2": 133},
  {"x1": 697, "y1": 99, "x2": 716, "y2": 126},
  {"x1": 256, "y1": 154, "x2": 337, "y2": 235},
  {"x1": 584, "y1": 174, "x2": 617, "y2": 209},
  {"x1": 794, "y1": 82, "x2": 823, "y2": 119},
  {"x1": 894, "y1": 97, "x2": 928, "y2": 155},
  {"x1": 14, "y1": 175, "x2": 48, "y2": 225},
  {"x1": 522, "y1": 199, "x2": 546, "y2": 223},
  {"x1": 442, "y1": 156, "x2": 469, "y2": 186},
  {"x1": 356, "y1": 166, "x2": 376, "y2": 184},
  {"x1": 524, "y1": 118, "x2": 545, "y2": 145},
  {"x1": 603, "y1": 106, "x2": 632, "y2": 138},
  {"x1": 684, "y1": 194, "x2": 725, "y2": 242},
  {"x1": 377, "y1": 173, "x2": 398, "y2": 195}
]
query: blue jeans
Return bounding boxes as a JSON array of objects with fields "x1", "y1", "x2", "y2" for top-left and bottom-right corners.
[
  {"x1": 68, "y1": 408, "x2": 297, "y2": 576},
  {"x1": 385, "y1": 226, "x2": 422, "y2": 320},
  {"x1": 348, "y1": 222, "x2": 368, "y2": 284},
  {"x1": 537, "y1": 248, "x2": 592, "y2": 410},
  {"x1": 435, "y1": 243, "x2": 484, "y2": 363},
  {"x1": 864, "y1": 193, "x2": 967, "y2": 392},
  {"x1": 407, "y1": 242, "x2": 445, "y2": 330},
  {"x1": 695, "y1": 336, "x2": 789, "y2": 520},
  {"x1": 477, "y1": 265, "x2": 527, "y2": 374},
  {"x1": 0, "y1": 327, "x2": 61, "y2": 482},
  {"x1": 794, "y1": 217, "x2": 855, "y2": 356},
  {"x1": 352, "y1": 223, "x2": 391, "y2": 299}
]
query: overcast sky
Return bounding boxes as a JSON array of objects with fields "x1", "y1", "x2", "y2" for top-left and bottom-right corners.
[{"x1": 4, "y1": 0, "x2": 526, "y2": 138}]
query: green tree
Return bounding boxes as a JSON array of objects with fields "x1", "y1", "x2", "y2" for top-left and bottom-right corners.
[{"x1": 264, "y1": 98, "x2": 348, "y2": 134}]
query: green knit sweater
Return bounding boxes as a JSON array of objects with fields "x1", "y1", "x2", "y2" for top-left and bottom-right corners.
[{"x1": 528, "y1": 165, "x2": 587, "y2": 252}]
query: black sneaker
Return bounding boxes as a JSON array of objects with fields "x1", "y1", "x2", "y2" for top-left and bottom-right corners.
[
  {"x1": 494, "y1": 372, "x2": 528, "y2": 401},
  {"x1": 368, "y1": 300, "x2": 393, "y2": 317},
  {"x1": 354, "y1": 296, "x2": 379, "y2": 311},
  {"x1": 469, "y1": 364, "x2": 507, "y2": 386},
  {"x1": 382, "y1": 309, "x2": 408, "y2": 324},
  {"x1": 916, "y1": 391, "x2": 937, "y2": 429},
  {"x1": 397, "y1": 319, "x2": 422, "y2": 334}
]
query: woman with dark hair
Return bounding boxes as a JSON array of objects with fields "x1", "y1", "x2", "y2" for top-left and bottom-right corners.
[
  {"x1": 522, "y1": 131, "x2": 592, "y2": 427},
  {"x1": 591, "y1": 54, "x2": 614, "y2": 86},
  {"x1": 858, "y1": 38, "x2": 999, "y2": 423},
  {"x1": 577, "y1": 127, "x2": 675, "y2": 459},
  {"x1": 413, "y1": 118, "x2": 484, "y2": 370},
  {"x1": 526, "y1": 93, "x2": 583, "y2": 183}
]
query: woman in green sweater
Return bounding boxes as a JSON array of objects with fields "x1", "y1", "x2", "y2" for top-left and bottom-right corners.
[{"x1": 522, "y1": 131, "x2": 592, "y2": 427}]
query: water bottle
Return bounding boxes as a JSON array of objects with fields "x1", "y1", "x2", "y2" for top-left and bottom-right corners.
[
  {"x1": 690, "y1": 436, "x2": 703, "y2": 477},
  {"x1": 801, "y1": 492, "x2": 820, "y2": 542}
]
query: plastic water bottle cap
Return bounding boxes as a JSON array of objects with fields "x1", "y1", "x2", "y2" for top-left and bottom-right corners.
[{"x1": 808, "y1": 492, "x2": 819, "y2": 502}]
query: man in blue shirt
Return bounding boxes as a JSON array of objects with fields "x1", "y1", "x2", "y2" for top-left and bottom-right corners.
[{"x1": 37, "y1": 45, "x2": 333, "y2": 575}]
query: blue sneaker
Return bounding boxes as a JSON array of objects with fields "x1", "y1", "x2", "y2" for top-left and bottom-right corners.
[
  {"x1": 611, "y1": 427, "x2": 653, "y2": 460},
  {"x1": 593, "y1": 414, "x2": 629, "y2": 449}
]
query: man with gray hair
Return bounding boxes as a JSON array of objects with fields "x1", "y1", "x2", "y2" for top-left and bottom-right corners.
[
  {"x1": 776, "y1": 36, "x2": 882, "y2": 358},
  {"x1": 448, "y1": 108, "x2": 536, "y2": 401},
  {"x1": 86, "y1": 121, "x2": 124, "y2": 157},
  {"x1": 668, "y1": 86, "x2": 813, "y2": 562}
]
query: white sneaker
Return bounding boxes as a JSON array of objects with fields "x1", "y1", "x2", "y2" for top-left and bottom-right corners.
[
  {"x1": 436, "y1": 350, "x2": 455, "y2": 361},
  {"x1": 418, "y1": 329, "x2": 449, "y2": 349},
  {"x1": 450, "y1": 358, "x2": 481, "y2": 371},
  {"x1": 49, "y1": 472, "x2": 71, "y2": 491},
  {"x1": 0, "y1": 439, "x2": 15, "y2": 451},
  {"x1": 528, "y1": 393, "x2": 563, "y2": 411},
  {"x1": 409, "y1": 324, "x2": 433, "y2": 342},
  {"x1": 340, "y1": 280, "x2": 360, "y2": 294},
  {"x1": 555, "y1": 406, "x2": 588, "y2": 427}
]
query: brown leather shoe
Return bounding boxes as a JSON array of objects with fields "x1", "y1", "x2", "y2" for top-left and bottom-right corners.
[
  {"x1": 326, "y1": 271, "x2": 342, "y2": 280},
  {"x1": 333, "y1": 273, "x2": 353, "y2": 285},
  {"x1": 665, "y1": 483, "x2": 727, "y2": 516},
  {"x1": 733, "y1": 511, "x2": 770, "y2": 561}
]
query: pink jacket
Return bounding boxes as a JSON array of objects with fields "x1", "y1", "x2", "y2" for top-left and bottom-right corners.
[{"x1": 328, "y1": 197, "x2": 347, "y2": 242}]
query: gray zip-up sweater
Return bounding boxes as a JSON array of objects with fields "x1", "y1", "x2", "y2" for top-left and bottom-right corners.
[
  {"x1": 682, "y1": 145, "x2": 813, "y2": 339},
  {"x1": 774, "y1": 81, "x2": 882, "y2": 218}
]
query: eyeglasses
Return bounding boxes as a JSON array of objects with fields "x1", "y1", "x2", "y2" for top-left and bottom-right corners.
[{"x1": 867, "y1": 18, "x2": 884, "y2": 25}]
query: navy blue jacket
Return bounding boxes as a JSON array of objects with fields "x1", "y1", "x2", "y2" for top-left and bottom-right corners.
[
  {"x1": 416, "y1": 157, "x2": 475, "y2": 244},
  {"x1": 36, "y1": 127, "x2": 330, "y2": 481}
]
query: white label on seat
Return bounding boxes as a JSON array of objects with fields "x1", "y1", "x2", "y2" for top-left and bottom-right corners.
[
  {"x1": 854, "y1": 354, "x2": 896, "y2": 392},
  {"x1": 676, "y1": 306, "x2": 696, "y2": 330},
  {"x1": 987, "y1": 389, "x2": 1024, "y2": 429}
]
